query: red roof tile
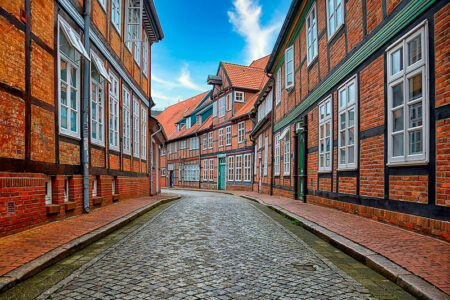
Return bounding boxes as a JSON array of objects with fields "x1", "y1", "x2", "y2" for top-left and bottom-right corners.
[
  {"x1": 221, "y1": 62, "x2": 267, "y2": 90},
  {"x1": 249, "y1": 55, "x2": 270, "y2": 69}
]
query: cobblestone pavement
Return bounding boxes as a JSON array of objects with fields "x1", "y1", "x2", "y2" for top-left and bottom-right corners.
[{"x1": 41, "y1": 191, "x2": 375, "y2": 299}]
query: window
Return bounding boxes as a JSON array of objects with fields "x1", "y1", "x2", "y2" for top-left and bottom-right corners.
[
  {"x1": 45, "y1": 177, "x2": 52, "y2": 205},
  {"x1": 122, "y1": 87, "x2": 131, "y2": 154},
  {"x1": 285, "y1": 46, "x2": 294, "y2": 89},
  {"x1": 161, "y1": 168, "x2": 166, "y2": 177},
  {"x1": 112, "y1": 178, "x2": 116, "y2": 195},
  {"x1": 254, "y1": 146, "x2": 258, "y2": 175},
  {"x1": 208, "y1": 132, "x2": 213, "y2": 149},
  {"x1": 274, "y1": 133, "x2": 280, "y2": 176},
  {"x1": 180, "y1": 140, "x2": 186, "y2": 150},
  {"x1": 238, "y1": 122, "x2": 245, "y2": 143},
  {"x1": 184, "y1": 164, "x2": 200, "y2": 181},
  {"x1": 125, "y1": 0, "x2": 142, "y2": 42},
  {"x1": 264, "y1": 136, "x2": 268, "y2": 176},
  {"x1": 64, "y1": 178, "x2": 69, "y2": 202},
  {"x1": 189, "y1": 137, "x2": 199, "y2": 150},
  {"x1": 92, "y1": 177, "x2": 98, "y2": 197},
  {"x1": 202, "y1": 134, "x2": 207, "y2": 150},
  {"x1": 276, "y1": 68, "x2": 281, "y2": 105},
  {"x1": 327, "y1": 0, "x2": 344, "y2": 39},
  {"x1": 169, "y1": 143, "x2": 172, "y2": 154},
  {"x1": 141, "y1": 107, "x2": 147, "y2": 159},
  {"x1": 235, "y1": 91, "x2": 244, "y2": 103},
  {"x1": 58, "y1": 19, "x2": 82, "y2": 138},
  {"x1": 306, "y1": 2, "x2": 318, "y2": 64},
  {"x1": 225, "y1": 126, "x2": 232, "y2": 146},
  {"x1": 142, "y1": 34, "x2": 149, "y2": 77},
  {"x1": 90, "y1": 58, "x2": 105, "y2": 146},
  {"x1": 218, "y1": 128, "x2": 224, "y2": 147},
  {"x1": 209, "y1": 159, "x2": 214, "y2": 181},
  {"x1": 111, "y1": 0, "x2": 121, "y2": 33},
  {"x1": 227, "y1": 156, "x2": 234, "y2": 181},
  {"x1": 387, "y1": 23, "x2": 428, "y2": 165},
  {"x1": 179, "y1": 165, "x2": 182, "y2": 182},
  {"x1": 235, "y1": 155, "x2": 242, "y2": 181},
  {"x1": 203, "y1": 159, "x2": 208, "y2": 181},
  {"x1": 133, "y1": 96, "x2": 140, "y2": 157},
  {"x1": 219, "y1": 97, "x2": 225, "y2": 118},
  {"x1": 259, "y1": 135, "x2": 263, "y2": 149},
  {"x1": 226, "y1": 94, "x2": 232, "y2": 111},
  {"x1": 98, "y1": 0, "x2": 106, "y2": 10},
  {"x1": 266, "y1": 90, "x2": 273, "y2": 115},
  {"x1": 134, "y1": 41, "x2": 141, "y2": 66},
  {"x1": 283, "y1": 131, "x2": 291, "y2": 175},
  {"x1": 109, "y1": 73, "x2": 120, "y2": 151},
  {"x1": 213, "y1": 101, "x2": 217, "y2": 117},
  {"x1": 338, "y1": 77, "x2": 358, "y2": 169},
  {"x1": 243, "y1": 154, "x2": 251, "y2": 182},
  {"x1": 174, "y1": 141, "x2": 178, "y2": 153},
  {"x1": 186, "y1": 117, "x2": 191, "y2": 129},
  {"x1": 319, "y1": 97, "x2": 332, "y2": 172}
]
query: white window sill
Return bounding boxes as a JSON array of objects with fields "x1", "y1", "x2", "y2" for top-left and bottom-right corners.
[
  {"x1": 91, "y1": 140, "x2": 105, "y2": 148},
  {"x1": 327, "y1": 23, "x2": 344, "y2": 42},
  {"x1": 109, "y1": 145, "x2": 120, "y2": 152},
  {"x1": 59, "y1": 131, "x2": 81, "y2": 140},
  {"x1": 318, "y1": 169, "x2": 332, "y2": 174},
  {"x1": 387, "y1": 160, "x2": 429, "y2": 167},
  {"x1": 337, "y1": 166, "x2": 358, "y2": 171}
]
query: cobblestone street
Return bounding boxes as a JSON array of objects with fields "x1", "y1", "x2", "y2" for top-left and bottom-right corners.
[{"x1": 38, "y1": 190, "x2": 379, "y2": 299}]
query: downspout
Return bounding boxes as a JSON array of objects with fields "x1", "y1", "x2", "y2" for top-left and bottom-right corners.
[
  {"x1": 267, "y1": 75, "x2": 275, "y2": 196},
  {"x1": 82, "y1": 0, "x2": 91, "y2": 213},
  {"x1": 150, "y1": 124, "x2": 162, "y2": 195}
]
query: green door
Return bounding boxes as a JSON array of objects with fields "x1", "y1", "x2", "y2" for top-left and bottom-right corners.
[
  {"x1": 297, "y1": 129, "x2": 305, "y2": 200},
  {"x1": 218, "y1": 158, "x2": 226, "y2": 190}
]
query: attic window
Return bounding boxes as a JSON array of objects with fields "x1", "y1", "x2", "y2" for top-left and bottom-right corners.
[{"x1": 235, "y1": 91, "x2": 244, "y2": 103}]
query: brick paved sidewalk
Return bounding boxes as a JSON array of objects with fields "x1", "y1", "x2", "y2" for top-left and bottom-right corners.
[
  {"x1": 169, "y1": 188, "x2": 450, "y2": 295},
  {"x1": 0, "y1": 193, "x2": 178, "y2": 278}
]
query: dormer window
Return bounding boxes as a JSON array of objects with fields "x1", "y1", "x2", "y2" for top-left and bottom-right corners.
[
  {"x1": 186, "y1": 117, "x2": 191, "y2": 129},
  {"x1": 235, "y1": 91, "x2": 244, "y2": 103}
]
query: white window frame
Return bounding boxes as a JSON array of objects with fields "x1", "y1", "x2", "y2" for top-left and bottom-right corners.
[
  {"x1": 219, "y1": 97, "x2": 226, "y2": 118},
  {"x1": 306, "y1": 2, "x2": 318, "y2": 65},
  {"x1": 227, "y1": 156, "x2": 234, "y2": 182},
  {"x1": 238, "y1": 121, "x2": 245, "y2": 144},
  {"x1": 202, "y1": 134, "x2": 207, "y2": 150},
  {"x1": 125, "y1": 0, "x2": 142, "y2": 43},
  {"x1": 180, "y1": 140, "x2": 186, "y2": 150},
  {"x1": 98, "y1": 0, "x2": 107, "y2": 10},
  {"x1": 174, "y1": 141, "x2": 178, "y2": 153},
  {"x1": 235, "y1": 155, "x2": 242, "y2": 182},
  {"x1": 161, "y1": 168, "x2": 166, "y2": 177},
  {"x1": 202, "y1": 159, "x2": 208, "y2": 181},
  {"x1": 326, "y1": 0, "x2": 344, "y2": 40},
  {"x1": 274, "y1": 133, "x2": 281, "y2": 176},
  {"x1": 254, "y1": 146, "x2": 258, "y2": 175},
  {"x1": 208, "y1": 132, "x2": 213, "y2": 149},
  {"x1": 111, "y1": 0, "x2": 121, "y2": 34},
  {"x1": 133, "y1": 96, "x2": 140, "y2": 157},
  {"x1": 142, "y1": 34, "x2": 149, "y2": 77},
  {"x1": 134, "y1": 40, "x2": 141, "y2": 66},
  {"x1": 235, "y1": 91, "x2": 245, "y2": 103},
  {"x1": 338, "y1": 76, "x2": 358, "y2": 170},
  {"x1": 387, "y1": 22, "x2": 428, "y2": 166},
  {"x1": 58, "y1": 18, "x2": 82, "y2": 139},
  {"x1": 243, "y1": 154, "x2": 251, "y2": 182},
  {"x1": 285, "y1": 45, "x2": 294, "y2": 89},
  {"x1": 213, "y1": 101, "x2": 217, "y2": 117},
  {"x1": 226, "y1": 93, "x2": 232, "y2": 111},
  {"x1": 184, "y1": 164, "x2": 200, "y2": 182},
  {"x1": 225, "y1": 126, "x2": 232, "y2": 146},
  {"x1": 141, "y1": 107, "x2": 147, "y2": 159},
  {"x1": 92, "y1": 177, "x2": 98, "y2": 197},
  {"x1": 90, "y1": 63, "x2": 105, "y2": 146},
  {"x1": 45, "y1": 176, "x2": 53, "y2": 205},
  {"x1": 186, "y1": 117, "x2": 191, "y2": 129},
  {"x1": 218, "y1": 128, "x2": 224, "y2": 148},
  {"x1": 209, "y1": 159, "x2": 214, "y2": 181},
  {"x1": 283, "y1": 131, "x2": 291, "y2": 176},
  {"x1": 122, "y1": 87, "x2": 131, "y2": 155},
  {"x1": 264, "y1": 136, "x2": 269, "y2": 176},
  {"x1": 109, "y1": 72, "x2": 120, "y2": 151},
  {"x1": 64, "y1": 178, "x2": 69, "y2": 202},
  {"x1": 276, "y1": 68, "x2": 281, "y2": 105},
  {"x1": 169, "y1": 143, "x2": 172, "y2": 154},
  {"x1": 318, "y1": 97, "x2": 333, "y2": 172}
]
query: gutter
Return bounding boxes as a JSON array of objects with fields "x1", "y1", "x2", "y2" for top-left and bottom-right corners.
[
  {"x1": 150, "y1": 124, "x2": 162, "y2": 196},
  {"x1": 82, "y1": 0, "x2": 90, "y2": 213}
]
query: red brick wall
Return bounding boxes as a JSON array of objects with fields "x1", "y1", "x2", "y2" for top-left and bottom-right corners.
[
  {"x1": 0, "y1": 17, "x2": 25, "y2": 91},
  {"x1": 360, "y1": 135, "x2": 385, "y2": 198},
  {"x1": 318, "y1": 178, "x2": 331, "y2": 192},
  {"x1": 0, "y1": 91, "x2": 25, "y2": 159},
  {"x1": 436, "y1": 119, "x2": 450, "y2": 206},
  {"x1": 389, "y1": 176, "x2": 428, "y2": 203},
  {"x1": 118, "y1": 176, "x2": 149, "y2": 199},
  {"x1": 434, "y1": 4, "x2": 450, "y2": 108},
  {"x1": 92, "y1": 0, "x2": 107, "y2": 38},
  {"x1": 346, "y1": 0, "x2": 363, "y2": 50},
  {"x1": 31, "y1": 106, "x2": 55, "y2": 163},
  {"x1": 366, "y1": 0, "x2": 383, "y2": 34},
  {"x1": 60, "y1": 142, "x2": 80, "y2": 165},
  {"x1": 338, "y1": 177, "x2": 357, "y2": 195},
  {"x1": 360, "y1": 56, "x2": 384, "y2": 131},
  {"x1": 386, "y1": 0, "x2": 402, "y2": 14},
  {"x1": 31, "y1": 42, "x2": 54, "y2": 105},
  {"x1": 329, "y1": 34, "x2": 346, "y2": 70}
]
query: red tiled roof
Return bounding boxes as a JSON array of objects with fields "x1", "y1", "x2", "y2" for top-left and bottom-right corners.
[
  {"x1": 249, "y1": 55, "x2": 270, "y2": 69},
  {"x1": 221, "y1": 62, "x2": 267, "y2": 90},
  {"x1": 156, "y1": 91, "x2": 208, "y2": 138}
]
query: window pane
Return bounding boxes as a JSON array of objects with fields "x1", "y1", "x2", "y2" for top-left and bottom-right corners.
[
  {"x1": 320, "y1": 154, "x2": 324, "y2": 167},
  {"x1": 392, "y1": 82, "x2": 403, "y2": 107},
  {"x1": 320, "y1": 140, "x2": 324, "y2": 152},
  {"x1": 61, "y1": 107, "x2": 68, "y2": 129},
  {"x1": 393, "y1": 134, "x2": 404, "y2": 156},
  {"x1": 340, "y1": 131, "x2": 346, "y2": 146},
  {"x1": 61, "y1": 84, "x2": 67, "y2": 105},
  {"x1": 326, "y1": 152, "x2": 330, "y2": 167},
  {"x1": 340, "y1": 113, "x2": 346, "y2": 129},
  {"x1": 409, "y1": 73, "x2": 422, "y2": 101},
  {"x1": 340, "y1": 148, "x2": 346, "y2": 164},
  {"x1": 391, "y1": 48, "x2": 403, "y2": 75},
  {"x1": 92, "y1": 102, "x2": 96, "y2": 119},
  {"x1": 70, "y1": 111, "x2": 77, "y2": 132},
  {"x1": 409, "y1": 102, "x2": 422, "y2": 128},
  {"x1": 60, "y1": 60, "x2": 67, "y2": 82},
  {"x1": 348, "y1": 146, "x2": 354, "y2": 163},
  {"x1": 393, "y1": 108, "x2": 404, "y2": 132},
  {"x1": 348, "y1": 127, "x2": 354, "y2": 145},
  {"x1": 340, "y1": 89, "x2": 346, "y2": 107},
  {"x1": 92, "y1": 121, "x2": 97, "y2": 139},
  {"x1": 348, "y1": 84, "x2": 355, "y2": 103},
  {"x1": 408, "y1": 35, "x2": 421, "y2": 66},
  {"x1": 336, "y1": 3, "x2": 342, "y2": 25},
  {"x1": 326, "y1": 122, "x2": 331, "y2": 137},
  {"x1": 326, "y1": 137, "x2": 330, "y2": 151},
  {"x1": 71, "y1": 66, "x2": 77, "y2": 86},
  {"x1": 328, "y1": 0, "x2": 334, "y2": 14},
  {"x1": 320, "y1": 105, "x2": 325, "y2": 119},
  {"x1": 348, "y1": 108, "x2": 355, "y2": 127},
  {"x1": 70, "y1": 89, "x2": 76, "y2": 109},
  {"x1": 330, "y1": 15, "x2": 335, "y2": 34},
  {"x1": 409, "y1": 130, "x2": 422, "y2": 154},
  {"x1": 326, "y1": 101, "x2": 331, "y2": 115}
]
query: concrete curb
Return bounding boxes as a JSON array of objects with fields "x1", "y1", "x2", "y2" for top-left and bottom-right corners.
[
  {"x1": 167, "y1": 187, "x2": 234, "y2": 195},
  {"x1": 0, "y1": 195, "x2": 181, "y2": 293},
  {"x1": 239, "y1": 194, "x2": 449, "y2": 300}
]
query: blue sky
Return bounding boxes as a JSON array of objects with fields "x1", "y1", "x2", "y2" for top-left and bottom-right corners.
[{"x1": 151, "y1": 0, "x2": 292, "y2": 110}]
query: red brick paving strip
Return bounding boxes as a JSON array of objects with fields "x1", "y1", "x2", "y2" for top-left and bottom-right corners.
[
  {"x1": 233, "y1": 190, "x2": 450, "y2": 295},
  {"x1": 0, "y1": 193, "x2": 178, "y2": 277}
]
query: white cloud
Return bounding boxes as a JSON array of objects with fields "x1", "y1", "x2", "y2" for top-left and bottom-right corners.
[
  {"x1": 152, "y1": 74, "x2": 179, "y2": 89},
  {"x1": 228, "y1": 0, "x2": 281, "y2": 63},
  {"x1": 178, "y1": 65, "x2": 206, "y2": 92}
]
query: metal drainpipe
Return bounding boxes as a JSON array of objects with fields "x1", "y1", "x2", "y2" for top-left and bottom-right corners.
[
  {"x1": 82, "y1": 0, "x2": 91, "y2": 213},
  {"x1": 150, "y1": 124, "x2": 162, "y2": 196}
]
